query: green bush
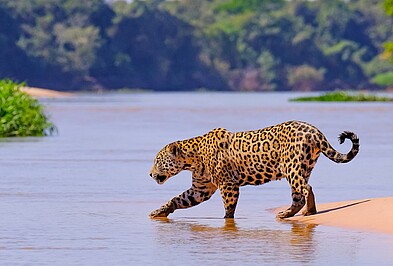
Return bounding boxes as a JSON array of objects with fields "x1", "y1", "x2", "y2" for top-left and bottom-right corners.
[
  {"x1": 0, "y1": 80, "x2": 55, "y2": 137},
  {"x1": 372, "y1": 71, "x2": 393, "y2": 86},
  {"x1": 290, "y1": 91, "x2": 393, "y2": 102}
]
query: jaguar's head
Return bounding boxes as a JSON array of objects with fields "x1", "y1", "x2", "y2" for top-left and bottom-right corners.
[{"x1": 150, "y1": 142, "x2": 186, "y2": 184}]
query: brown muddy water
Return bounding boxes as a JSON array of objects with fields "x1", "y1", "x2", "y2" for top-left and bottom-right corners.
[{"x1": 1, "y1": 92, "x2": 393, "y2": 265}]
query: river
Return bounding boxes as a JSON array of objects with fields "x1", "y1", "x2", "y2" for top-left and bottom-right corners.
[{"x1": 1, "y1": 92, "x2": 392, "y2": 265}]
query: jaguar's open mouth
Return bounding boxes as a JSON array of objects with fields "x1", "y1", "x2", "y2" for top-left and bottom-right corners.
[{"x1": 156, "y1": 174, "x2": 167, "y2": 184}]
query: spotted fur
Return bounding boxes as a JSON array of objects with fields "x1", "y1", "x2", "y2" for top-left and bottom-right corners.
[{"x1": 149, "y1": 121, "x2": 359, "y2": 219}]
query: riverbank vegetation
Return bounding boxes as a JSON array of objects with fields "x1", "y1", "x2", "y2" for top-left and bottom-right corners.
[
  {"x1": 1, "y1": 0, "x2": 393, "y2": 91},
  {"x1": 0, "y1": 80, "x2": 55, "y2": 137},
  {"x1": 291, "y1": 91, "x2": 393, "y2": 102}
]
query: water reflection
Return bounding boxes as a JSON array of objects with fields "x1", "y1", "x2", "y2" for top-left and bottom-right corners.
[
  {"x1": 0, "y1": 137, "x2": 44, "y2": 143},
  {"x1": 151, "y1": 218, "x2": 318, "y2": 264}
]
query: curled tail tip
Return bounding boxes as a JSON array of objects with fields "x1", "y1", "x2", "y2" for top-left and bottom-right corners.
[{"x1": 338, "y1": 131, "x2": 359, "y2": 144}]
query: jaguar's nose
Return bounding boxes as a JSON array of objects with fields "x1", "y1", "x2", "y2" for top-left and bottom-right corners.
[{"x1": 149, "y1": 173, "x2": 153, "y2": 177}]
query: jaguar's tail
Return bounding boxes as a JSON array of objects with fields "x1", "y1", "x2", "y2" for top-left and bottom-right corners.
[{"x1": 321, "y1": 131, "x2": 359, "y2": 163}]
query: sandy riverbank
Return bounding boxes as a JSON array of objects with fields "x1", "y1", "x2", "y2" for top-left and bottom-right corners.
[
  {"x1": 21, "y1": 87, "x2": 73, "y2": 98},
  {"x1": 276, "y1": 197, "x2": 393, "y2": 234}
]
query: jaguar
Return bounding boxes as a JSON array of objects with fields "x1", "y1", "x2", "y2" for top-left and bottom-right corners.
[{"x1": 149, "y1": 120, "x2": 359, "y2": 219}]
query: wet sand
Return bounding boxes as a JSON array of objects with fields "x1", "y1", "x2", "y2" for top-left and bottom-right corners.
[
  {"x1": 276, "y1": 197, "x2": 393, "y2": 234},
  {"x1": 20, "y1": 86, "x2": 73, "y2": 98}
]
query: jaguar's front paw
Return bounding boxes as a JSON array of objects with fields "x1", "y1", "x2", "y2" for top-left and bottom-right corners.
[
  {"x1": 149, "y1": 208, "x2": 169, "y2": 218},
  {"x1": 149, "y1": 201, "x2": 176, "y2": 218}
]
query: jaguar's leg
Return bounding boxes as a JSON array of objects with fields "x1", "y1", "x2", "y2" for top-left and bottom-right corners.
[
  {"x1": 277, "y1": 188, "x2": 306, "y2": 219},
  {"x1": 219, "y1": 183, "x2": 240, "y2": 218},
  {"x1": 302, "y1": 184, "x2": 317, "y2": 216},
  {"x1": 149, "y1": 182, "x2": 217, "y2": 218}
]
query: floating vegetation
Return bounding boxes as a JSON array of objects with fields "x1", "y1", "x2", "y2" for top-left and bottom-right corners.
[
  {"x1": 290, "y1": 91, "x2": 393, "y2": 102},
  {"x1": 0, "y1": 79, "x2": 56, "y2": 137}
]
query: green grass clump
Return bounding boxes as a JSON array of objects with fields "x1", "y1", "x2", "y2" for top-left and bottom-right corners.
[
  {"x1": 290, "y1": 91, "x2": 393, "y2": 102},
  {"x1": 0, "y1": 79, "x2": 55, "y2": 137}
]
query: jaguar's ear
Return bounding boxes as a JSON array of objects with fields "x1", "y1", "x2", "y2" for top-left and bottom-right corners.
[{"x1": 168, "y1": 142, "x2": 181, "y2": 157}]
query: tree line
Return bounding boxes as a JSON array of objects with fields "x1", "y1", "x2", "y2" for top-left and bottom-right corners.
[{"x1": 1, "y1": 0, "x2": 393, "y2": 91}]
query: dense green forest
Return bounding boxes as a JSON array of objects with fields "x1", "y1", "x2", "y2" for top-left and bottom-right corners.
[{"x1": 1, "y1": 0, "x2": 393, "y2": 91}]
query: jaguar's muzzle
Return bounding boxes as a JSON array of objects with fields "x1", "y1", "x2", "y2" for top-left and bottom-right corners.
[
  {"x1": 150, "y1": 173, "x2": 167, "y2": 184},
  {"x1": 156, "y1": 175, "x2": 167, "y2": 183}
]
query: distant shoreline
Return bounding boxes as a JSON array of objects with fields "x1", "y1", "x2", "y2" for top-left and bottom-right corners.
[
  {"x1": 290, "y1": 91, "x2": 393, "y2": 102},
  {"x1": 21, "y1": 87, "x2": 74, "y2": 98},
  {"x1": 275, "y1": 197, "x2": 393, "y2": 235}
]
